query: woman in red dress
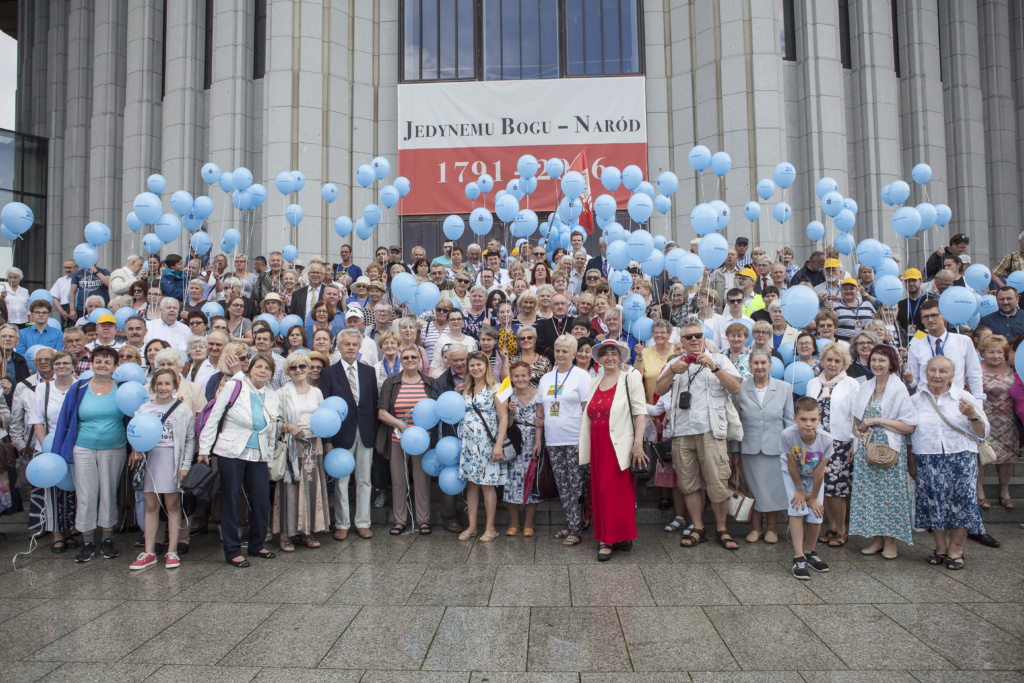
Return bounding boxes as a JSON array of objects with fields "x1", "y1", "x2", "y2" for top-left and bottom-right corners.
[{"x1": 578, "y1": 340, "x2": 649, "y2": 561}]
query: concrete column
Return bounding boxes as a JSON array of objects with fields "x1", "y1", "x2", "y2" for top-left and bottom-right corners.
[
  {"x1": 898, "y1": 0, "x2": 948, "y2": 267},
  {"x1": 377, "y1": 0, "x2": 401, "y2": 254},
  {"x1": 976, "y1": 0, "x2": 1019, "y2": 263},
  {"x1": 667, "y1": 0, "x2": 696, "y2": 246},
  {"x1": 642, "y1": 0, "x2": 670, "y2": 242},
  {"x1": 847, "y1": 0, "x2": 902, "y2": 249},
  {"x1": 45, "y1": 0, "x2": 69, "y2": 277},
  {"x1": 62, "y1": 0, "x2": 94, "y2": 249},
  {"x1": 349, "y1": 0, "x2": 377, "y2": 267},
  {"x1": 1012, "y1": 0, "x2": 1024, "y2": 241},
  {"x1": 89, "y1": 0, "x2": 128, "y2": 268},
  {"x1": 161, "y1": 0, "x2": 207, "y2": 201},
  {"x1": 938, "y1": 1, "x2": 989, "y2": 263},
  {"x1": 17, "y1": 0, "x2": 51, "y2": 137},
  {"x1": 324, "y1": 1, "x2": 353, "y2": 264}
]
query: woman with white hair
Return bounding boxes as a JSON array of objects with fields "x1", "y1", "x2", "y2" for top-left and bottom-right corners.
[
  {"x1": 151, "y1": 348, "x2": 206, "y2": 413},
  {"x1": 2, "y1": 267, "x2": 30, "y2": 325}
]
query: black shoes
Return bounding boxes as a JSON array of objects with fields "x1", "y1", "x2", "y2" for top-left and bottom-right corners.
[
  {"x1": 968, "y1": 533, "x2": 1001, "y2": 548},
  {"x1": 75, "y1": 543, "x2": 96, "y2": 563},
  {"x1": 804, "y1": 550, "x2": 830, "y2": 573},
  {"x1": 792, "y1": 557, "x2": 810, "y2": 580},
  {"x1": 100, "y1": 538, "x2": 119, "y2": 559}
]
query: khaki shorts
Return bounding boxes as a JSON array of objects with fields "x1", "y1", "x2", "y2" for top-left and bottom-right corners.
[{"x1": 672, "y1": 433, "x2": 731, "y2": 503}]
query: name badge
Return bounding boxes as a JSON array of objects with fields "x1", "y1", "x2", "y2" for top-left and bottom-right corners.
[{"x1": 549, "y1": 401, "x2": 560, "y2": 417}]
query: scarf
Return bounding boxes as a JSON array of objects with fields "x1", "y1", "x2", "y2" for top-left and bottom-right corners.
[{"x1": 817, "y1": 370, "x2": 847, "y2": 400}]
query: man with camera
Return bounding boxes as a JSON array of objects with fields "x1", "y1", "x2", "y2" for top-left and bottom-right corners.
[{"x1": 654, "y1": 322, "x2": 742, "y2": 550}]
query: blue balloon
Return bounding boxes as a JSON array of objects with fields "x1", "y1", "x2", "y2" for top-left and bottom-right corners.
[
  {"x1": 938, "y1": 286, "x2": 978, "y2": 326},
  {"x1": 362, "y1": 204, "x2": 382, "y2": 226},
  {"x1": 821, "y1": 191, "x2": 844, "y2": 218},
  {"x1": 477, "y1": 173, "x2": 494, "y2": 193},
  {"x1": 833, "y1": 209, "x2": 856, "y2": 232},
  {"x1": 697, "y1": 233, "x2": 729, "y2": 270},
  {"x1": 293, "y1": 171, "x2": 308, "y2": 192},
  {"x1": 168, "y1": 190, "x2": 193, "y2": 219},
  {"x1": 934, "y1": 204, "x2": 952, "y2": 227},
  {"x1": 1, "y1": 203, "x2": 31, "y2": 235},
  {"x1": 400, "y1": 425, "x2": 430, "y2": 455},
  {"x1": 411, "y1": 398, "x2": 440, "y2": 430},
  {"x1": 73, "y1": 243, "x2": 99, "y2": 269},
  {"x1": 415, "y1": 283, "x2": 442, "y2": 313},
  {"x1": 147, "y1": 174, "x2": 167, "y2": 194},
  {"x1": 773, "y1": 162, "x2": 796, "y2": 189},
  {"x1": 609, "y1": 271, "x2": 633, "y2": 296},
  {"x1": 657, "y1": 171, "x2": 679, "y2": 196},
  {"x1": 201, "y1": 162, "x2": 221, "y2": 185},
  {"x1": 112, "y1": 362, "x2": 146, "y2": 384},
  {"x1": 30, "y1": 289, "x2": 53, "y2": 305},
  {"x1": 133, "y1": 192, "x2": 162, "y2": 224},
  {"x1": 126, "y1": 212, "x2": 143, "y2": 232},
  {"x1": 856, "y1": 238, "x2": 885, "y2": 269},
  {"x1": 709, "y1": 200, "x2": 731, "y2": 231},
  {"x1": 743, "y1": 201, "x2": 761, "y2": 222},
  {"x1": 470, "y1": 208, "x2": 493, "y2": 236},
  {"x1": 654, "y1": 195, "x2": 671, "y2": 215},
  {"x1": 155, "y1": 213, "x2": 182, "y2": 243},
  {"x1": 772, "y1": 202, "x2": 792, "y2": 224},
  {"x1": 688, "y1": 145, "x2": 711, "y2": 172},
  {"x1": 421, "y1": 450, "x2": 443, "y2": 476},
  {"x1": 806, "y1": 221, "x2": 825, "y2": 241},
  {"x1": 127, "y1": 413, "x2": 163, "y2": 452},
  {"x1": 889, "y1": 180, "x2": 911, "y2": 205},
  {"x1": 622, "y1": 294, "x2": 646, "y2": 322},
  {"x1": 438, "y1": 466, "x2": 466, "y2": 495},
  {"x1": 562, "y1": 171, "x2": 586, "y2": 199},
  {"x1": 113, "y1": 307, "x2": 134, "y2": 331},
  {"x1": 834, "y1": 232, "x2": 856, "y2": 255},
  {"x1": 843, "y1": 198, "x2": 858, "y2": 215},
  {"x1": 778, "y1": 342, "x2": 795, "y2": 366},
  {"x1": 770, "y1": 356, "x2": 785, "y2": 380},
  {"x1": 512, "y1": 209, "x2": 538, "y2": 238},
  {"x1": 116, "y1": 381, "x2": 149, "y2": 417},
  {"x1": 916, "y1": 203, "x2": 937, "y2": 231},
  {"x1": 255, "y1": 313, "x2": 280, "y2": 336},
  {"x1": 641, "y1": 250, "x2": 665, "y2": 278},
  {"x1": 391, "y1": 272, "x2": 418, "y2": 304},
  {"x1": 324, "y1": 448, "x2": 356, "y2": 478},
  {"x1": 756, "y1": 178, "x2": 776, "y2": 201},
  {"x1": 84, "y1": 221, "x2": 111, "y2": 246},
  {"x1": 506, "y1": 178, "x2": 525, "y2": 201},
  {"x1": 356, "y1": 164, "x2": 374, "y2": 188},
  {"x1": 980, "y1": 295, "x2": 998, "y2": 317},
  {"x1": 285, "y1": 204, "x2": 304, "y2": 226},
  {"x1": 594, "y1": 194, "x2": 617, "y2": 221},
  {"x1": 55, "y1": 466, "x2": 75, "y2": 492},
  {"x1": 690, "y1": 203, "x2": 717, "y2": 236},
  {"x1": 545, "y1": 158, "x2": 564, "y2": 180},
  {"x1": 1005, "y1": 271, "x2": 1024, "y2": 294},
  {"x1": 371, "y1": 156, "x2": 391, "y2": 180},
  {"x1": 495, "y1": 194, "x2": 520, "y2": 223},
  {"x1": 780, "y1": 285, "x2": 819, "y2": 328},
  {"x1": 963, "y1": 264, "x2": 990, "y2": 292},
  {"x1": 190, "y1": 231, "x2": 212, "y2": 255},
  {"x1": 436, "y1": 393, "x2": 466, "y2": 425},
  {"x1": 222, "y1": 228, "x2": 241, "y2": 248},
  {"x1": 675, "y1": 252, "x2": 706, "y2": 286},
  {"x1": 334, "y1": 216, "x2": 353, "y2": 238},
  {"x1": 626, "y1": 229, "x2": 654, "y2": 262},
  {"x1": 273, "y1": 171, "x2": 294, "y2": 195},
  {"x1": 320, "y1": 183, "x2": 338, "y2": 203},
  {"x1": 631, "y1": 316, "x2": 654, "y2": 342},
  {"x1": 182, "y1": 211, "x2": 204, "y2": 233},
  {"x1": 874, "y1": 275, "x2": 904, "y2": 306},
  {"x1": 437, "y1": 215, "x2": 464, "y2": 243},
  {"x1": 465, "y1": 182, "x2": 480, "y2": 201},
  {"x1": 142, "y1": 233, "x2": 163, "y2": 255},
  {"x1": 394, "y1": 176, "x2": 411, "y2": 197},
  {"x1": 279, "y1": 315, "x2": 304, "y2": 335},
  {"x1": 517, "y1": 154, "x2": 539, "y2": 180},
  {"x1": 603, "y1": 221, "x2": 625, "y2": 243},
  {"x1": 311, "y1": 407, "x2": 342, "y2": 438},
  {"x1": 783, "y1": 361, "x2": 815, "y2": 396},
  {"x1": 435, "y1": 435, "x2": 462, "y2": 466},
  {"x1": 27, "y1": 453, "x2": 68, "y2": 488},
  {"x1": 892, "y1": 206, "x2": 922, "y2": 237},
  {"x1": 912, "y1": 163, "x2": 932, "y2": 185},
  {"x1": 280, "y1": 245, "x2": 298, "y2": 264},
  {"x1": 354, "y1": 218, "x2": 374, "y2": 240},
  {"x1": 627, "y1": 193, "x2": 653, "y2": 224},
  {"x1": 709, "y1": 152, "x2": 732, "y2": 177},
  {"x1": 201, "y1": 302, "x2": 224, "y2": 320},
  {"x1": 621, "y1": 165, "x2": 644, "y2": 192},
  {"x1": 41, "y1": 433, "x2": 54, "y2": 454},
  {"x1": 600, "y1": 166, "x2": 621, "y2": 191},
  {"x1": 192, "y1": 195, "x2": 215, "y2": 219},
  {"x1": 815, "y1": 177, "x2": 839, "y2": 199},
  {"x1": 606, "y1": 241, "x2": 631, "y2": 271},
  {"x1": 380, "y1": 185, "x2": 399, "y2": 209},
  {"x1": 322, "y1": 396, "x2": 350, "y2": 421},
  {"x1": 88, "y1": 307, "x2": 112, "y2": 324},
  {"x1": 218, "y1": 171, "x2": 235, "y2": 193}
]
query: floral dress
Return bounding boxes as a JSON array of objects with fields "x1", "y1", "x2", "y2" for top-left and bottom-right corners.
[
  {"x1": 458, "y1": 387, "x2": 509, "y2": 486},
  {"x1": 983, "y1": 368, "x2": 1019, "y2": 463},
  {"x1": 727, "y1": 349, "x2": 751, "y2": 381},
  {"x1": 503, "y1": 392, "x2": 540, "y2": 504},
  {"x1": 817, "y1": 394, "x2": 854, "y2": 498},
  {"x1": 509, "y1": 354, "x2": 552, "y2": 388},
  {"x1": 848, "y1": 397, "x2": 913, "y2": 544}
]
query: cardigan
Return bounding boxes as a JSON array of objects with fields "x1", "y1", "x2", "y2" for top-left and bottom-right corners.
[
  {"x1": 376, "y1": 372, "x2": 434, "y2": 457},
  {"x1": 804, "y1": 374, "x2": 861, "y2": 442},
  {"x1": 51, "y1": 380, "x2": 130, "y2": 463},
  {"x1": 850, "y1": 376, "x2": 919, "y2": 452},
  {"x1": 578, "y1": 370, "x2": 646, "y2": 471}
]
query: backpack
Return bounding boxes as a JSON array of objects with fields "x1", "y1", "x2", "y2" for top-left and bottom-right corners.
[{"x1": 195, "y1": 379, "x2": 242, "y2": 445}]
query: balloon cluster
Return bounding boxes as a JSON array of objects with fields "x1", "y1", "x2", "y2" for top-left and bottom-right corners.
[
  {"x1": 1, "y1": 200, "x2": 35, "y2": 242},
  {"x1": 410, "y1": 391, "x2": 469, "y2": 495},
  {"x1": 337, "y1": 156, "x2": 412, "y2": 244}
]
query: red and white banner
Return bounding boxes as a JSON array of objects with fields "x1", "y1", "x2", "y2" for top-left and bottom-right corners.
[{"x1": 397, "y1": 77, "x2": 648, "y2": 216}]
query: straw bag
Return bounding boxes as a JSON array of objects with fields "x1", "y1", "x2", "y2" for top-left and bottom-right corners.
[
  {"x1": 727, "y1": 469, "x2": 755, "y2": 523},
  {"x1": 922, "y1": 393, "x2": 996, "y2": 466},
  {"x1": 853, "y1": 418, "x2": 899, "y2": 469}
]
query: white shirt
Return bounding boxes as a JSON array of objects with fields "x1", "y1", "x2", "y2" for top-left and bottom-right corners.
[
  {"x1": 145, "y1": 318, "x2": 192, "y2": 352},
  {"x1": 909, "y1": 386, "x2": 988, "y2": 455},
  {"x1": 906, "y1": 330, "x2": 985, "y2": 401},
  {"x1": 712, "y1": 312, "x2": 751, "y2": 351},
  {"x1": 536, "y1": 365, "x2": 591, "y2": 446},
  {"x1": 28, "y1": 378, "x2": 70, "y2": 453},
  {"x1": 2, "y1": 284, "x2": 30, "y2": 324},
  {"x1": 192, "y1": 358, "x2": 218, "y2": 393},
  {"x1": 476, "y1": 268, "x2": 509, "y2": 288},
  {"x1": 303, "y1": 285, "x2": 321, "y2": 317},
  {"x1": 50, "y1": 275, "x2": 73, "y2": 306},
  {"x1": 430, "y1": 333, "x2": 478, "y2": 369},
  {"x1": 358, "y1": 336, "x2": 379, "y2": 367}
]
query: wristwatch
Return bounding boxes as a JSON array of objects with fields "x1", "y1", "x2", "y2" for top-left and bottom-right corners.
[
  {"x1": 711, "y1": 367, "x2": 720, "y2": 373},
  {"x1": 969, "y1": 415, "x2": 981, "y2": 422}
]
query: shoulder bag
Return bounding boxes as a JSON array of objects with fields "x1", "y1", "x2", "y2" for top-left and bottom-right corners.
[
  {"x1": 621, "y1": 372, "x2": 655, "y2": 480},
  {"x1": 852, "y1": 417, "x2": 899, "y2": 469},
  {"x1": 727, "y1": 468, "x2": 755, "y2": 523},
  {"x1": 132, "y1": 400, "x2": 181, "y2": 491},
  {"x1": 922, "y1": 392, "x2": 996, "y2": 466},
  {"x1": 471, "y1": 395, "x2": 522, "y2": 464}
]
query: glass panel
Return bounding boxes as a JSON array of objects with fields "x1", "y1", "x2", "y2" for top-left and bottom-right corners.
[
  {"x1": 483, "y1": 0, "x2": 502, "y2": 79},
  {"x1": 457, "y1": 0, "x2": 475, "y2": 78},
  {"x1": 620, "y1": 0, "x2": 639, "y2": 73},
  {"x1": 539, "y1": 1, "x2": 559, "y2": 78},
  {"x1": 0, "y1": 131, "x2": 14, "y2": 190},
  {"x1": 565, "y1": 0, "x2": 584, "y2": 75},
  {"x1": 500, "y1": 0, "x2": 521, "y2": 79},
  {"x1": 18, "y1": 136, "x2": 47, "y2": 196},
  {"x1": 438, "y1": 0, "x2": 457, "y2": 79},
  {"x1": 403, "y1": 0, "x2": 421, "y2": 80},
  {"x1": 519, "y1": 0, "x2": 539, "y2": 80},
  {"x1": 602, "y1": 0, "x2": 620, "y2": 74},
  {"x1": 583, "y1": 0, "x2": 603, "y2": 74},
  {"x1": 422, "y1": 0, "x2": 438, "y2": 80}
]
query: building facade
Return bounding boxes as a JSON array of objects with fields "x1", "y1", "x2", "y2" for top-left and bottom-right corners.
[{"x1": 11, "y1": 0, "x2": 1024, "y2": 283}]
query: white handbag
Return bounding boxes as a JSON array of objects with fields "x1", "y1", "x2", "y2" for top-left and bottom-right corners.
[{"x1": 727, "y1": 469, "x2": 755, "y2": 523}]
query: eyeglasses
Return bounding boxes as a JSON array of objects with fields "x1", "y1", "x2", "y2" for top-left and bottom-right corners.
[
  {"x1": 449, "y1": 317, "x2": 464, "y2": 323},
  {"x1": 683, "y1": 333, "x2": 704, "y2": 340},
  {"x1": 727, "y1": 298, "x2": 743, "y2": 304},
  {"x1": 288, "y1": 364, "x2": 308, "y2": 371},
  {"x1": 456, "y1": 279, "x2": 471, "y2": 284},
  {"x1": 52, "y1": 361, "x2": 72, "y2": 367}
]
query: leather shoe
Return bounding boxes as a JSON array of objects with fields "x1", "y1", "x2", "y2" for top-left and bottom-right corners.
[
  {"x1": 968, "y1": 532, "x2": 1001, "y2": 548},
  {"x1": 356, "y1": 527, "x2": 373, "y2": 539},
  {"x1": 333, "y1": 528, "x2": 348, "y2": 541},
  {"x1": 443, "y1": 520, "x2": 463, "y2": 534}
]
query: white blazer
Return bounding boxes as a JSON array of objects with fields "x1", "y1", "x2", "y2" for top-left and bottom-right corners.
[
  {"x1": 198, "y1": 378, "x2": 282, "y2": 460},
  {"x1": 578, "y1": 370, "x2": 646, "y2": 471},
  {"x1": 804, "y1": 375, "x2": 861, "y2": 442}
]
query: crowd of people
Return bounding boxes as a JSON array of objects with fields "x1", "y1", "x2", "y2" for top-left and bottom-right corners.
[{"x1": 0, "y1": 226, "x2": 1019, "y2": 577}]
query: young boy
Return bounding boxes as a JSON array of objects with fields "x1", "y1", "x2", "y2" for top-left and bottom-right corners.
[{"x1": 780, "y1": 397, "x2": 832, "y2": 580}]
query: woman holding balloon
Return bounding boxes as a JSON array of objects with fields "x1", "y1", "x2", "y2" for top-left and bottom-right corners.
[
  {"x1": 377, "y1": 345, "x2": 435, "y2": 535},
  {"x1": 225, "y1": 297, "x2": 254, "y2": 345},
  {"x1": 51, "y1": 346, "x2": 128, "y2": 563}
]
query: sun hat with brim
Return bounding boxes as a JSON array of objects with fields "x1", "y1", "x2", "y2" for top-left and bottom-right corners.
[
  {"x1": 260, "y1": 292, "x2": 286, "y2": 309},
  {"x1": 96, "y1": 314, "x2": 117, "y2": 325},
  {"x1": 591, "y1": 339, "x2": 629, "y2": 364},
  {"x1": 354, "y1": 276, "x2": 371, "y2": 286},
  {"x1": 366, "y1": 280, "x2": 387, "y2": 292}
]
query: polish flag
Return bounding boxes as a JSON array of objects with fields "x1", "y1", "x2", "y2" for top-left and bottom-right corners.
[{"x1": 565, "y1": 148, "x2": 595, "y2": 234}]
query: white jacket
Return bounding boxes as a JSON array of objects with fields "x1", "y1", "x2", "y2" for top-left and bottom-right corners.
[
  {"x1": 804, "y1": 375, "x2": 860, "y2": 442},
  {"x1": 198, "y1": 378, "x2": 281, "y2": 460},
  {"x1": 108, "y1": 266, "x2": 139, "y2": 297}
]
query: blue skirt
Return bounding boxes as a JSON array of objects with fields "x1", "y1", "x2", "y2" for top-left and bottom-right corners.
[{"x1": 914, "y1": 451, "x2": 985, "y2": 534}]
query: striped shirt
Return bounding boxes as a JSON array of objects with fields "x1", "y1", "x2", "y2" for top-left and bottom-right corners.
[
  {"x1": 834, "y1": 299, "x2": 876, "y2": 342},
  {"x1": 392, "y1": 380, "x2": 428, "y2": 442}
]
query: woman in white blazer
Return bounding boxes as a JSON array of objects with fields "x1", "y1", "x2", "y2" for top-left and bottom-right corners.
[
  {"x1": 731, "y1": 349, "x2": 794, "y2": 544},
  {"x1": 804, "y1": 342, "x2": 862, "y2": 547},
  {"x1": 198, "y1": 352, "x2": 282, "y2": 568},
  {"x1": 578, "y1": 340, "x2": 648, "y2": 562}
]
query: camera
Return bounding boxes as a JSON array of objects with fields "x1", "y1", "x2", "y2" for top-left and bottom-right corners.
[
  {"x1": 684, "y1": 354, "x2": 698, "y2": 365},
  {"x1": 678, "y1": 391, "x2": 692, "y2": 410}
]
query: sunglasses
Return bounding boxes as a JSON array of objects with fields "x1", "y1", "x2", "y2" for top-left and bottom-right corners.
[
  {"x1": 456, "y1": 279, "x2": 471, "y2": 284},
  {"x1": 586, "y1": 275, "x2": 599, "y2": 280},
  {"x1": 288, "y1": 364, "x2": 308, "y2": 371},
  {"x1": 401, "y1": 355, "x2": 420, "y2": 361},
  {"x1": 727, "y1": 298, "x2": 743, "y2": 304},
  {"x1": 683, "y1": 333, "x2": 704, "y2": 340}
]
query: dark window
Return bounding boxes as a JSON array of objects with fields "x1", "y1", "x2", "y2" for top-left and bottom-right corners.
[
  {"x1": 0, "y1": 129, "x2": 48, "y2": 291},
  {"x1": 838, "y1": 0, "x2": 851, "y2": 69},
  {"x1": 254, "y1": 0, "x2": 267, "y2": 79},
  {"x1": 400, "y1": 0, "x2": 642, "y2": 83},
  {"x1": 781, "y1": 0, "x2": 796, "y2": 61},
  {"x1": 891, "y1": 0, "x2": 900, "y2": 77},
  {"x1": 203, "y1": 0, "x2": 213, "y2": 89}
]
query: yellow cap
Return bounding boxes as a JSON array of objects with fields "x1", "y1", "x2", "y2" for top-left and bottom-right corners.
[
  {"x1": 738, "y1": 267, "x2": 757, "y2": 280},
  {"x1": 903, "y1": 268, "x2": 922, "y2": 280},
  {"x1": 824, "y1": 258, "x2": 841, "y2": 268},
  {"x1": 96, "y1": 314, "x2": 117, "y2": 325},
  {"x1": 840, "y1": 277, "x2": 858, "y2": 287}
]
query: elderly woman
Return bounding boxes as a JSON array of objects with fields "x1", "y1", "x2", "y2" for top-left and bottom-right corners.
[
  {"x1": 978, "y1": 335, "x2": 1017, "y2": 510},
  {"x1": 598, "y1": 307, "x2": 640, "y2": 364},
  {"x1": 396, "y1": 316, "x2": 429, "y2": 374},
  {"x1": 306, "y1": 351, "x2": 329, "y2": 388},
  {"x1": 226, "y1": 296, "x2": 254, "y2": 345},
  {"x1": 732, "y1": 349, "x2": 794, "y2": 543},
  {"x1": 805, "y1": 342, "x2": 861, "y2": 547},
  {"x1": 118, "y1": 344, "x2": 143, "y2": 367},
  {"x1": 198, "y1": 353, "x2": 282, "y2": 567},
  {"x1": 377, "y1": 344, "x2": 434, "y2": 535},
  {"x1": 478, "y1": 326, "x2": 506, "y2": 381},
  {"x1": 509, "y1": 325, "x2": 551, "y2": 388},
  {"x1": 794, "y1": 331, "x2": 821, "y2": 376},
  {"x1": 260, "y1": 292, "x2": 288, "y2": 324},
  {"x1": 129, "y1": 279, "x2": 150, "y2": 315},
  {"x1": 849, "y1": 345, "x2": 918, "y2": 559},
  {"x1": 186, "y1": 310, "x2": 209, "y2": 338},
  {"x1": 183, "y1": 278, "x2": 207, "y2": 316},
  {"x1": 182, "y1": 335, "x2": 209, "y2": 384},
  {"x1": 143, "y1": 339, "x2": 170, "y2": 374},
  {"x1": 275, "y1": 352, "x2": 328, "y2": 551},
  {"x1": 814, "y1": 311, "x2": 846, "y2": 350},
  {"x1": 911, "y1": 356, "x2": 989, "y2": 569},
  {"x1": 847, "y1": 330, "x2": 880, "y2": 382},
  {"x1": 281, "y1": 270, "x2": 300, "y2": 306},
  {"x1": 152, "y1": 348, "x2": 206, "y2": 414},
  {"x1": 422, "y1": 300, "x2": 450, "y2": 364},
  {"x1": 575, "y1": 292, "x2": 595, "y2": 321},
  {"x1": 307, "y1": 300, "x2": 340, "y2": 340},
  {"x1": 0, "y1": 324, "x2": 29, "y2": 407},
  {"x1": 374, "y1": 331, "x2": 402, "y2": 389},
  {"x1": 464, "y1": 285, "x2": 496, "y2": 340},
  {"x1": 579, "y1": 340, "x2": 648, "y2": 561},
  {"x1": 766, "y1": 301, "x2": 798, "y2": 349},
  {"x1": 668, "y1": 284, "x2": 691, "y2": 328},
  {"x1": 310, "y1": 328, "x2": 336, "y2": 364},
  {"x1": 639, "y1": 320, "x2": 675, "y2": 403},
  {"x1": 723, "y1": 322, "x2": 752, "y2": 380},
  {"x1": 515, "y1": 291, "x2": 540, "y2": 327},
  {"x1": 52, "y1": 346, "x2": 127, "y2": 562},
  {"x1": 537, "y1": 284, "x2": 556, "y2": 319},
  {"x1": 2, "y1": 267, "x2": 30, "y2": 325}
]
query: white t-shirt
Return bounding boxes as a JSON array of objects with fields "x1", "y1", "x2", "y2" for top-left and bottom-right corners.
[{"x1": 536, "y1": 365, "x2": 591, "y2": 446}]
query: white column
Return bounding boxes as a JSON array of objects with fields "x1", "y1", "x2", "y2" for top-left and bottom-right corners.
[
  {"x1": 62, "y1": 0, "x2": 94, "y2": 252},
  {"x1": 161, "y1": 0, "x2": 206, "y2": 201}
]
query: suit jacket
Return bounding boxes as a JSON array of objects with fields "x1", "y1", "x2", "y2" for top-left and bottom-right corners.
[
  {"x1": 288, "y1": 284, "x2": 325, "y2": 322},
  {"x1": 731, "y1": 377, "x2": 794, "y2": 456},
  {"x1": 319, "y1": 359, "x2": 379, "y2": 450},
  {"x1": 536, "y1": 315, "x2": 575, "y2": 362}
]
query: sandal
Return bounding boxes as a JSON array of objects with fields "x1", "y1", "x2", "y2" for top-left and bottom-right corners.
[
  {"x1": 562, "y1": 533, "x2": 582, "y2": 547},
  {"x1": 926, "y1": 552, "x2": 947, "y2": 566},
  {"x1": 505, "y1": 527, "x2": 520, "y2": 537},
  {"x1": 716, "y1": 529, "x2": 740, "y2": 550},
  {"x1": 664, "y1": 516, "x2": 684, "y2": 532},
  {"x1": 657, "y1": 497, "x2": 671, "y2": 510},
  {"x1": 458, "y1": 529, "x2": 478, "y2": 541},
  {"x1": 479, "y1": 530, "x2": 499, "y2": 543},
  {"x1": 999, "y1": 497, "x2": 1014, "y2": 510},
  {"x1": 389, "y1": 523, "x2": 406, "y2": 536},
  {"x1": 301, "y1": 535, "x2": 321, "y2": 548},
  {"x1": 828, "y1": 533, "x2": 847, "y2": 547},
  {"x1": 819, "y1": 529, "x2": 839, "y2": 544},
  {"x1": 680, "y1": 527, "x2": 707, "y2": 547},
  {"x1": 597, "y1": 543, "x2": 613, "y2": 561},
  {"x1": 51, "y1": 540, "x2": 67, "y2": 553},
  {"x1": 523, "y1": 528, "x2": 534, "y2": 537},
  {"x1": 978, "y1": 497, "x2": 991, "y2": 510},
  {"x1": 945, "y1": 555, "x2": 965, "y2": 570},
  {"x1": 418, "y1": 523, "x2": 431, "y2": 535},
  {"x1": 279, "y1": 538, "x2": 295, "y2": 552},
  {"x1": 553, "y1": 529, "x2": 571, "y2": 540}
]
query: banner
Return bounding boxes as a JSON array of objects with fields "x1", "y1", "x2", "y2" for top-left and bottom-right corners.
[{"x1": 397, "y1": 77, "x2": 648, "y2": 216}]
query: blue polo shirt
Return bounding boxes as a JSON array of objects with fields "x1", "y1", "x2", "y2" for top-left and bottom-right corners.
[
  {"x1": 15, "y1": 325, "x2": 65, "y2": 355},
  {"x1": 980, "y1": 308, "x2": 1024, "y2": 341}
]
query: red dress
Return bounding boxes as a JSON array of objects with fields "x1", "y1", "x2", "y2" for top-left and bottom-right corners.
[{"x1": 586, "y1": 386, "x2": 637, "y2": 544}]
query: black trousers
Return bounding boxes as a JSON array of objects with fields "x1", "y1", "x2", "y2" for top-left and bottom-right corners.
[{"x1": 218, "y1": 457, "x2": 269, "y2": 561}]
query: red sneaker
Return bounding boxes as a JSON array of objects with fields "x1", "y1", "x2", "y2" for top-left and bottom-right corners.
[
  {"x1": 129, "y1": 552, "x2": 157, "y2": 570},
  {"x1": 164, "y1": 551, "x2": 180, "y2": 569}
]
